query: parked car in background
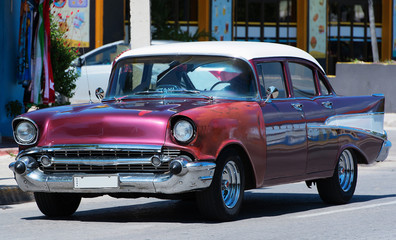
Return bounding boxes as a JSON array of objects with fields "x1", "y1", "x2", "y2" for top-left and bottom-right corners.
[
  {"x1": 10, "y1": 42, "x2": 391, "y2": 221},
  {"x1": 70, "y1": 40, "x2": 129, "y2": 104},
  {"x1": 70, "y1": 40, "x2": 178, "y2": 104}
]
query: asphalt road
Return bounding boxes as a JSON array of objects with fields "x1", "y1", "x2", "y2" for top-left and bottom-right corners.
[{"x1": 1, "y1": 130, "x2": 396, "y2": 240}]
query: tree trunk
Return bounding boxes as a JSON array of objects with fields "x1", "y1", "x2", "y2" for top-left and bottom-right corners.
[{"x1": 368, "y1": 0, "x2": 379, "y2": 62}]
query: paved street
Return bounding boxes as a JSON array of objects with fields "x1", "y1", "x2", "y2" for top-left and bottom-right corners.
[
  {"x1": 1, "y1": 130, "x2": 396, "y2": 239},
  {"x1": 1, "y1": 160, "x2": 396, "y2": 240}
]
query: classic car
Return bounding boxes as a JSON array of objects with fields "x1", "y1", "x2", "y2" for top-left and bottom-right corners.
[{"x1": 10, "y1": 41, "x2": 391, "y2": 221}]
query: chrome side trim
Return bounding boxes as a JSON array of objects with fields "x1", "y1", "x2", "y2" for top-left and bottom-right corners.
[
  {"x1": 307, "y1": 125, "x2": 387, "y2": 140},
  {"x1": 307, "y1": 124, "x2": 391, "y2": 162},
  {"x1": 325, "y1": 112, "x2": 385, "y2": 136}
]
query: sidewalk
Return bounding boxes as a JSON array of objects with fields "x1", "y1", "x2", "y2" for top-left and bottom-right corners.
[
  {"x1": 0, "y1": 137, "x2": 33, "y2": 205},
  {"x1": 1, "y1": 114, "x2": 396, "y2": 205}
]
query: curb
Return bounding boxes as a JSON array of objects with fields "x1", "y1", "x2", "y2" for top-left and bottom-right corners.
[
  {"x1": 0, "y1": 149, "x2": 18, "y2": 157},
  {"x1": 0, "y1": 147, "x2": 33, "y2": 205},
  {"x1": 0, "y1": 185, "x2": 34, "y2": 205}
]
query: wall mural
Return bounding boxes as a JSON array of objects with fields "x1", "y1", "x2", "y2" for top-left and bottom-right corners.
[
  {"x1": 51, "y1": 0, "x2": 90, "y2": 48},
  {"x1": 211, "y1": 0, "x2": 232, "y2": 41},
  {"x1": 308, "y1": 0, "x2": 326, "y2": 59}
]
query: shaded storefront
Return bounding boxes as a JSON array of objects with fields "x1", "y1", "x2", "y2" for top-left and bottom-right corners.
[
  {"x1": 152, "y1": 0, "x2": 390, "y2": 74},
  {"x1": 0, "y1": 0, "x2": 24, "y2": 139}
]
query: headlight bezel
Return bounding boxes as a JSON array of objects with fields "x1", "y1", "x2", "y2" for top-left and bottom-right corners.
[
  {"x1": 172, "y1": 118, "x2": 196, "y2": 144},
  {"x1": 12, "y1": 117, "x2": 39, "y2": 145}
]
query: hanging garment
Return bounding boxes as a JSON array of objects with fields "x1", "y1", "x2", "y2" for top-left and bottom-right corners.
[
  {"x1": 17, "y1": 0, "x2": 34, "y2": 86},
  {"x1": 42, "y1": 0, "x2": 55, "y2": 104}
]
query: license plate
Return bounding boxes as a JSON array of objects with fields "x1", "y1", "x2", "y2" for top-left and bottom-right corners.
[{"x1": 74, "y1": 175, "x2": 119, "y2": 189}]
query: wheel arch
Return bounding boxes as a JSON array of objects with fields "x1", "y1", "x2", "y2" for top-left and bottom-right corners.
[
  {"x1": 217, "y1": 143, "x2": 256, "y2": 190},
  {"x1": 337, "y1": 144, "x2": 369, "y2": 165}
]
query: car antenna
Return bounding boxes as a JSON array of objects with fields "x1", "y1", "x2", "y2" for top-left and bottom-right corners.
[
  {"x1": 86, "y1": 60, "x2": 92, "y2": 103},
  {"x1": 79, "y1": 44, "x2": 93, "y2": 103},
  {"x1": 88, "y1": 90, "x2": 93, "y2": 104}
]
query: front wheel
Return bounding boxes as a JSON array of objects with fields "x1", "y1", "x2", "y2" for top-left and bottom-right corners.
[
  {"x1": 317, "y1": 149, "x2": 358, "y2": 204},
  {"x1": 196, "y1": 149, "x2": 245, "y2": 221},
  {"x1": 34, "y1": 192, "x2": 81, "y2": 217}
]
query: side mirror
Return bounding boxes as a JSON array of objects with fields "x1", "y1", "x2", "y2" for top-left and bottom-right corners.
[
  {"x1": 265, "y1": 86, "x2": 279, "y2": 103},
  {"x1": 77, "y1": 57, "x2": 86, "y2": 67},
  {"x1": 95, "y1": 87, "x2": 105, "y2": 100}
]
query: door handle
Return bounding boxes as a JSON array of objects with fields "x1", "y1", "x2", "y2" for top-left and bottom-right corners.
[
  {"x1": 291, "y1": 103, "x2": 303, "y2": 111},
  {"x1": 321, "y1": 101, "x2": 333, "y2": 109}
]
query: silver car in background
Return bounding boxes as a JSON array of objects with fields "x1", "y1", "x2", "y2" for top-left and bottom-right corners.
[{"x1": 70, "y1": 40, "x2": 177, "y2": 104}]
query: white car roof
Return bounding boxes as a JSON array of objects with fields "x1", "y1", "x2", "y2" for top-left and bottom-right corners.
[
  {"x1": 80, "y1": 40, "x2": 126, "y2": 59},
  {"x1": 117, "y1": 41, "x2": 324, "y2": 72}
]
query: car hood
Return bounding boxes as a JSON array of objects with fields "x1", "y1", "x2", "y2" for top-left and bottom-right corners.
[{"x1": 25, "y1": 99, "x2": 212, "y2": 147}]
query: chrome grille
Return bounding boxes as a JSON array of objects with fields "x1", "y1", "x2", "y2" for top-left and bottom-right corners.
[
  {"x1": 51, "y1": 149, "x2": 157, "y2": 158},
  {"x1": 34, "y1": 147, "x2": 180, "y2": 173},
  {"x1": 39, "y1": 162, "x2": 170, "y2": 173}
]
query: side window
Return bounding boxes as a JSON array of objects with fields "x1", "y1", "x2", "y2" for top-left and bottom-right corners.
[
  {"x1": 318, "y1": 73, "x2": 331, "y2": 95},
  {"x1": 256, "y1": 62, "x2": 287, "y2": 98},
  {"x1": 85, "y1": 46, "x2": 116, "y2": 66},
  {"x1": 288, "y1": 62, "x2": 316, "y2": 98},
  {"x1": 85, "y1": 44, "x2": 129, "y2": 66}
]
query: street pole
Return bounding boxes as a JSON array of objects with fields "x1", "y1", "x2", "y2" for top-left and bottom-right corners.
[
  {"x1": 130, "y1": 0, "x2": 151, "y2": 49},
  {"x1": 368, "y1": 0, "x2": 379, "y2": 62}
]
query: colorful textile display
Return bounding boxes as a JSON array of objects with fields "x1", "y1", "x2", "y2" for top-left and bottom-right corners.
[
  {"x1": 18, "y1": 0, "x2": 55, "y2": 105},
  {"x1": 17, "y1": 0, "x2": 34, "y2": 85},
  {"x1": 30, "y1": 0, "x2": 43, "y2": 104},
  {"x1": 42, "y1": 0, "x2": 55, "y2": 104}
]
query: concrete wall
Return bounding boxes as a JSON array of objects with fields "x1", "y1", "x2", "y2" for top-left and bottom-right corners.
[
  {"x1": 329, "y1": 63, "x2": 396, "y2": 113},
  {"x1": 0, "y1": 1, "x2": 24, "y2": 139},
  {"x1": 129, "y1": 0, "x2": 151, "y2": 49}
]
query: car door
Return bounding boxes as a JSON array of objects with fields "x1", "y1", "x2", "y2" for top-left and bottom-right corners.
[
  {"x1": 256, "y1": 61, "x2": 307, "y2": 180},
  {"x1": 287, "y1": 61, "x2": 339, "y2": 174},
  {"x1": 74, "y1": 65, "x2": 113, "y2": 103}
]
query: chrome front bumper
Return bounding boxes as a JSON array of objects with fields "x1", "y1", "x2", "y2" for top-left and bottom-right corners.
[
  {"x1": 376, "y1": 140, "x2": 392, "y2": 162},
  {"x1": 9, "y1": 144, "x2": 216, "y2": 194},
  {"x1": 9, "y1": 161, "x2": 215, "y2": 194}
]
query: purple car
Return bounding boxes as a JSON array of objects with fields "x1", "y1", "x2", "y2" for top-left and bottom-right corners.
[{"x1": 10, "y1": 41, "x2": 391, "y2": 221}]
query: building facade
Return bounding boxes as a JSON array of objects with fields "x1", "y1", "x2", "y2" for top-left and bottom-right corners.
[{"x1": 145, "y1": 0, "x2": 390, "y2": 74}]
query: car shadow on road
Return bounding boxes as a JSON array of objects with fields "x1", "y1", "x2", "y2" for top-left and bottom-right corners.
[
  {"x1": 240, "y1": 192, "x2": 396, "y2": 219},
  {"x1": 23, "y1": 191, "x2": 396, "y2": 223}
]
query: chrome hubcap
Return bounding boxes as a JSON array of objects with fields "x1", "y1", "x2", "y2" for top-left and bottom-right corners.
[
  {"x1": 338, "y1": 149, "x2": 355, "y2": 192},
  {"x1": 221, "y1": 161, "x2": 241, "y2": 209}
]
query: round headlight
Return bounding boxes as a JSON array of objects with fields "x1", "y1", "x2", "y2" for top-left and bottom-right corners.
[
  {"x1": 173, "y1": 119, "x2": 195, "y2": 143},
  {"x1": 15, "y1": 121, "x2": 37, "y2": 144}
]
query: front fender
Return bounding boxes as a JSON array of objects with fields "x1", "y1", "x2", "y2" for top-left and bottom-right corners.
[{"x1": 163, "y1": 101, "x2": 267, "y2": 186}]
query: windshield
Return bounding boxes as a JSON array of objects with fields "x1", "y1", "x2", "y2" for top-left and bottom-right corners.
[{"x1": 106, "y1": 55, "x2": 257, "y2": 100}]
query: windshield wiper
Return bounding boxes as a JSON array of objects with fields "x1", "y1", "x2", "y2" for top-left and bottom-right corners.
[
  {"x1": 133, "y1": 89, "x2": 213, "y2": 100},
  {"x1": 167, "y1": 89, "x2": 201, "y2": 94},
  {"x1": 134, "y1": 90, "x2": 164, "y2": 95},
  {"x1": 167, "y1": 89, "x2": 214, "y2": 100}
]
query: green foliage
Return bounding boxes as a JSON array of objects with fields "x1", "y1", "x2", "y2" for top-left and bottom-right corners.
[
  {"x1": 50, "y1": 16, "x2": 78, "y2": 99},
  {"x1": 5, "y1": 100, "x2": 23, "y2": 118},
  {"x1": 151, "y1": 0, "x2": 214, "y2": 41}
]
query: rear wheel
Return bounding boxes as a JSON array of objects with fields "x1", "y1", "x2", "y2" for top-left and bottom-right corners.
[
  {"x1": 317, "y1": 149, "x2": 357, "y2": 204},
  {"x1": 196, "y1": 149, "x2": 245, "y2": 221},
  {"x1": 34, "y1": 192, "x2": 81, "y2": 217}
]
